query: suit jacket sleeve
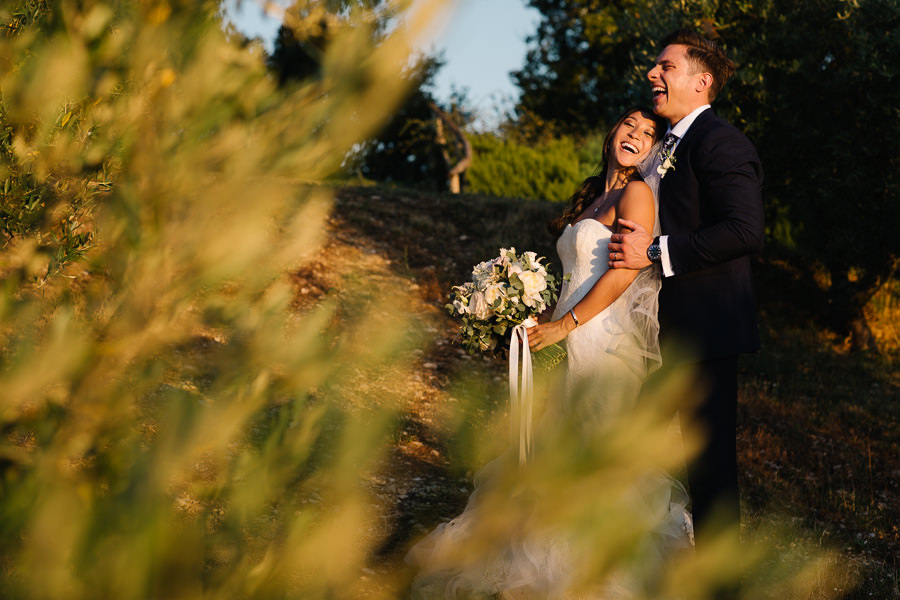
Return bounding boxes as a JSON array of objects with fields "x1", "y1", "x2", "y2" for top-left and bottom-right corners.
[{"x1": 666, "y1": 125, "x2": 765, "y2": 274}]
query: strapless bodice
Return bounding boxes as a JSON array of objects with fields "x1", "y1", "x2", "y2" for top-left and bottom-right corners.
[{"x1": 552, "y1": 219, "x2": 612, "y2": 318}]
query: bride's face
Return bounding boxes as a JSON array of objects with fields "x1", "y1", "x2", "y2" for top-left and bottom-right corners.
[{"x1": 608, "y1": 112, "x2": 658, "y2": 170}]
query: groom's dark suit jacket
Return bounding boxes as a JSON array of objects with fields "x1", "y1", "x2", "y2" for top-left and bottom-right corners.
[{"x1": 658, "y1": 109, "x2": 765, "y2": 361}]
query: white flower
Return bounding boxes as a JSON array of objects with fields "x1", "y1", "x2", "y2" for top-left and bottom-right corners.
[
  {"x1": 518, "y1": 270, "x2": 547, "y2": 308},
  {"x1": 525, "y1": 253, "x2": 547, "y2": 278},
  {"x1": 446, "y1": 247, "x2": 560, "y2": 355},
  {"x1": 450, "y1": 282, "x2": 474, "y2": 314},
  {"x1": 472, "y1": 260, "x2": 498, "y2": 291},
  {"x1": 484, "y1": 283, "x2": 507, "y2": 310},
  {"x1": 498, "y1": 247, "x2": 515, "y2": 267},
  {"x1": 469, "y1": 291, "x2": 492, "y2": 320},
  {"x1": 657, "y1": 151, "x2": 677, "y2": 178}
]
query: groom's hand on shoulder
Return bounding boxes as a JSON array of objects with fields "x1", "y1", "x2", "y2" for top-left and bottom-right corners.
[{"x1": 608, "y1": 219, "x2": 652, "y2": 270}]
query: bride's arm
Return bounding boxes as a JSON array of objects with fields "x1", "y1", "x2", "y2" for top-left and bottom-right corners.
[{"x1": 527, "y1": 181, "x2": 656, "y2": 351}]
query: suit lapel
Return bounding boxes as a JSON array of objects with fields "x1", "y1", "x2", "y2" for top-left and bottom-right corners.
[
  {"x1": 671, "y1": 108, "x2": 714, "y2": 159},
  {"x1": 659, "y1": 108, "x2": 715, "y2": 198}
]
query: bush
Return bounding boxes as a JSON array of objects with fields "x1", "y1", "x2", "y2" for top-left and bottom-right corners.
[{"x1": 466, "y1": 132, "x2": 601, "y2": 202}]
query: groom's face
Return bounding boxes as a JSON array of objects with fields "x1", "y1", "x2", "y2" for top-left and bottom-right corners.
[{"x1": 647, "y1": 44, "x2": 706, "y2": 125}]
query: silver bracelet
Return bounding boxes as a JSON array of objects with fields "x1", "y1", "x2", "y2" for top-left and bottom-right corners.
[{"x1": 569, "y1": 309, "x2": 579, "y2": 327}]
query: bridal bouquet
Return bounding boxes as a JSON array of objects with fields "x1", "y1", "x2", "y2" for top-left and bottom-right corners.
[{"x1": 447, "y1": 247, "x2": 566, "y2": 368}]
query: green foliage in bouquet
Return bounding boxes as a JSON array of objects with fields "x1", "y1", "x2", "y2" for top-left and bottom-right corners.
[{"x1": 446, "y1": 247, "x2": 565, "y2": 367}]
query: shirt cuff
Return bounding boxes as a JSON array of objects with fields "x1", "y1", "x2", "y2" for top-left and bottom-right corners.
[{"x1": 659, "y1": 235, "x2": 674, "y2": 277}]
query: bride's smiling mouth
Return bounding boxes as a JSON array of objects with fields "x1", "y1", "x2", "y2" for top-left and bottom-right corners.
[{"x1": 621, "y1": 142, "x2": 639, "y2": 154}]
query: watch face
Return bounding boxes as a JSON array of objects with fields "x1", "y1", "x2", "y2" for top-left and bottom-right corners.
[{"x1": 648, "y1": 245, "x2": 661, "y2": 261}]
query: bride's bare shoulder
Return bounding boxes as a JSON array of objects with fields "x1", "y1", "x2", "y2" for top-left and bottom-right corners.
[
  {"x1": 616, "y1": 179, "x2": 655, "y2": 229},
  {"x1": 624, "y1": 178, "x2": 651, "y2": 193},
  {"x1": 620, "y1": 179, "x2": 653, "y2": 206}
]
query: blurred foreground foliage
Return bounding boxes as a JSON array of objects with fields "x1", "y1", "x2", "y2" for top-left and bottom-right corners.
[
  {"x1": 0, "y1": 0, "x2": 95, "y2": 282},
  {"x1": 0, "y1": 0, "x2": 444, "y2": 597}
]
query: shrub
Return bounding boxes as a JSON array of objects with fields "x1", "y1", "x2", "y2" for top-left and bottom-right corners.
[{"x1": 466, "y1": 132, "x2": 600, "y2": 202}]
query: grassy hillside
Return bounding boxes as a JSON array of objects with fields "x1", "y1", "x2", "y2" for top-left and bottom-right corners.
[{"x1": 326, "y1": 184, "x2": 899, "y2": 598}]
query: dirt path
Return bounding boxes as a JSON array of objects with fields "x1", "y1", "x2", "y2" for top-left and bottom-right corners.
[{"x1": 289, "y1": 188, "x2": 515, "y2": 594}]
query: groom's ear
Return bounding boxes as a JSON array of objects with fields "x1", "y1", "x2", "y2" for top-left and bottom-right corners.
[{"x1": 695, "y1": 72, "x2": 714, "y2": 97}]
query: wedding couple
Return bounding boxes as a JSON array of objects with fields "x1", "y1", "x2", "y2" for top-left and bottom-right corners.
[{"x1": 407, "y1": 29, "x2": 764, "y2": 599}]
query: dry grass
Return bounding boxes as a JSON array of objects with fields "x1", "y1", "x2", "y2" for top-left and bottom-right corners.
[
  {"x1": 739, "y1": 256, "x2": 899, "y2": 597},
  {"x1": 316, "y1": 184, "x2": 900, "y2": 598}
]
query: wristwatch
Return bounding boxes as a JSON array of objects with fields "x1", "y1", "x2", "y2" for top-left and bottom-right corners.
[{"x1": 646, "y1": 237, "x2": 662, "y2": 263}]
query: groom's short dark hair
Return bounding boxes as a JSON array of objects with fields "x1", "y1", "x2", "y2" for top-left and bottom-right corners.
[{"x1": 661, "y1": 29, "x2": 735, "y2": 101}]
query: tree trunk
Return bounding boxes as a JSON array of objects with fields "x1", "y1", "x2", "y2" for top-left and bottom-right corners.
[
  {"x1": 827, "y1": 269, "x2": 880, "y2": 352},
  {"x1": 848, "y1": 311, "x2": 878, "y2": 352},
  {"x1": 430, "y1": 102, "x2": 471, "y2": 194}
]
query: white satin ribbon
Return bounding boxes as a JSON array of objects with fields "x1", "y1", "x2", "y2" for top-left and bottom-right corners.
[{"x1": 509, "y1": 317, "x2": 536, "y2": 465}]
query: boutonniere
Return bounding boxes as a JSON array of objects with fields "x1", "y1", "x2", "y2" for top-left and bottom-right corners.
[{"x1": 657, "y1": 148, "x2": 677, "y2": 178}]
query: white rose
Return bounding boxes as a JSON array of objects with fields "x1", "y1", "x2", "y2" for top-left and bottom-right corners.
[
  {"x1": 469, "y1": 291, "x2": 492, "y2": 320},
  {"x1": 484, "y1": 283, "x2": 506, "y2": 310},
  {"x1": 518, "y1": 270, "x2": 547, "y2": 307},
  {"x1": 521, "y1": 252, "x2": 546, "y2": 275}
]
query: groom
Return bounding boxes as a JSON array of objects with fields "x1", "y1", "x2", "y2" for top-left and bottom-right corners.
[{"x1": 608, "y1": 29, "x2": 764, "y2": 557}]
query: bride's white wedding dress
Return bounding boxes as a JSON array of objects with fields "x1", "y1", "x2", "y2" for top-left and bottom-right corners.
[
  {"x1": 406, "y1": 219, "x2": 693, "y2": 599},
  {"x1": 553, "y1": 220, "x2": 660, "y2": 408}
]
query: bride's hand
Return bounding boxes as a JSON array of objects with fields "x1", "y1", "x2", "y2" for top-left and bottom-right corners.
[{"x1": 526, "y1": 317, "x2": 574, "y2": 351}]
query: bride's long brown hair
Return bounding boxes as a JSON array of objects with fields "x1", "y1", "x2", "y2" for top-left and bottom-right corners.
[{"x1": 549, "y1": 107, "x2": 666, "y2": 236}]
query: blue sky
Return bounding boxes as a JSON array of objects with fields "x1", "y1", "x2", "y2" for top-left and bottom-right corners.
[{"x1": 224, "y1": 0, "x2": 540, "y2": 125}]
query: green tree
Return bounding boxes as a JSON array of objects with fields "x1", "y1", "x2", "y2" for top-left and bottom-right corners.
[
  {"x1": 267, "y1": 0, "x2": 457, "y2": 190},
  {"x1": 514, "y1": 0, "x2": 900, "y2": 350},
  {"x1": 511, "y1": 0, "x2": 661, "y2": 138},
  {"x1": 267, "y1": 0, "x2": 388, "y2": 84},
  {"x1": 351, "y1": 55, "x2": 452, "y2": 189},
  {"x1": 731, "y1": 0, "x2": 900, "y2": 349}
]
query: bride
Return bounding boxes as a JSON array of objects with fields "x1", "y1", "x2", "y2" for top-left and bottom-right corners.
[{"x1": 406, "y1": 107, "x2": 693, "y2": 599}]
